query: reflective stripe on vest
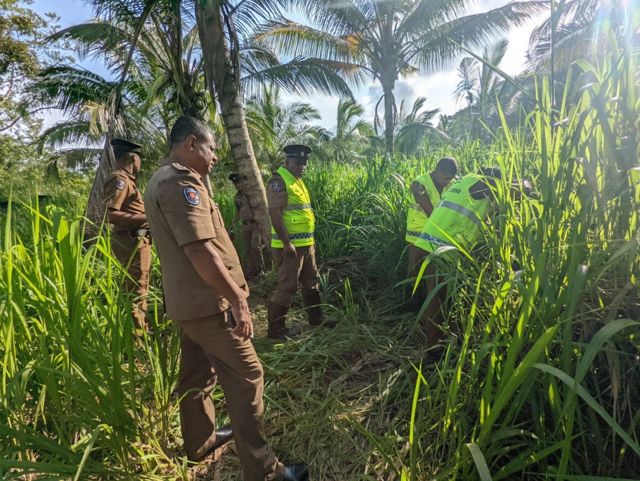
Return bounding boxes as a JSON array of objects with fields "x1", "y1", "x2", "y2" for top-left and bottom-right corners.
[
  {"x1": 271, "y1": 166, "x2": 315, "y2": 248},
  {"x1": 272, "y1": 232, "x2": 314, "y2": 241},
  {"x1": 405, "y1": 173, "x2": 441, "y2": 243},
  {"x1": 414, "y1": 173, "x2": 490, "y2": 254},
  {"x1": 439, "y1": 200, "x2": 482, "y2": 227}
]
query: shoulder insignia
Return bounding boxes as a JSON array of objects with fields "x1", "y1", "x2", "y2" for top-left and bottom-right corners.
[
  {"x1": 183, "y1": 186, "x2": 200, "y2": 206},
  {"x1": 115, "y1": 179, "x2": 126, "y2": 190},
  {"x1": 270, "y1": 179, "x2": 285, "y2": 193}
]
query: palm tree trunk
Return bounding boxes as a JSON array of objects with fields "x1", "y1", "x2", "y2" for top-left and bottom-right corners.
[
  {"x1": 195, "y1": 0, "x2": 271, "y2": 257},
  {"x1": 84, "y1": 135, "x2": 115, "y2": 239},
  {"x1": 382, "y1": 83, "x2": 395, "y2": 155}
]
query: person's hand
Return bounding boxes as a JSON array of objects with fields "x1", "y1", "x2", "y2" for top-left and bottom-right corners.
[
  {"x1": 284, "y1": 241, "x2": 297, "y2": 257},
  {"x1": 231, "y1": 298, "x2": 254, "y2": 340}
]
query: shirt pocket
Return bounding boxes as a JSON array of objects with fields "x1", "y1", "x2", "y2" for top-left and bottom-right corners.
[{"x1": 209, "y1": 201, "x2": 225, "y2": 233}]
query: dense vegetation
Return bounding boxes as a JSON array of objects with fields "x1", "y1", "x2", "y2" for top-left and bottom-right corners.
[{"x1": 1, "y1": 0, "x2": 639, "y2": 480}]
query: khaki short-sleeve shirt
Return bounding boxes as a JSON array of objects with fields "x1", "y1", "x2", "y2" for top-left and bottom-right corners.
[
  {"x1": 235, "y1": 193, "x2": 254, "y2": 223},
  {"x1": 103, "y1": 169, "x2": 147, "y2": 231},
  {"x1": 266, "y1": 173, "x2": 288, "y2": 209},
  {"x1": 144, "y1": 163, "x2": 248, "y2": 321}
]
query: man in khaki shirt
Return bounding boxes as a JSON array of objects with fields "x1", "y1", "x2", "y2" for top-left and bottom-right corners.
[
  {"x1": 144, "y1": 116, "x2": 308, "y2": 481},
  {"x1": 266, "y1": 145, "x2": 337, "y2": 339},
  {"x1": 229, "y1": 173, "x2": 264, "y2": 278},
  {"x1": 102, "y1": 138, "x2": 151, "y2": 332}
]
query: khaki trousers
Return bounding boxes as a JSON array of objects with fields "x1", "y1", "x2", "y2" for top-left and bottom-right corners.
[
  {"x1": 241, "y1": 222, "x2": 263, "y2": 276},
  {"x1": 270, "y1": 245, "x2": 320, "y2": 307},
  {"x1": 111, "y1": 231, "x2": 150, "y2": 330},
  {"x1": 407, "y1": 243, "x2": 427, "y2": 278},
  {"x1": 408, "y1": 243, "x2": 448, "y2": 344},
  {"x1": 179, "y1": 312, "x2": 284, "y2": 481}
]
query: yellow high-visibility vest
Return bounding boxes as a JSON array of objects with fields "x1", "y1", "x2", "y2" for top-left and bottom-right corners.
[
  {"x1": 405, "y1": 173, "x2": 441, "y2": 243},
  {"x1": 414, "y1": 173, "x2": 490, "y2": 255},
  {"x1": 271, "y1": 166, "x2": 315, "y2": 248}
]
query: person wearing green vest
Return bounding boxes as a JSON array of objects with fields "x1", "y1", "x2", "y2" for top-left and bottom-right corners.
[
  {"x1": 412, "y1": 167, "x2": 531, "y2": 346},
  {"x1": 404, "y1": 157, "x2": 458, "y2": 311},
  {"x1": 266, "y1": 144, "x2": 337, "y2": 339}
]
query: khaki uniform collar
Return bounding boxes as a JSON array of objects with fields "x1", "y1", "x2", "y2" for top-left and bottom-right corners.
[
  {"x1": 116, "y1": 167, "x2": 137, "y2": 182},
  {"x1": 167, "y1": 161, "x2": 204, "y2": 179}
]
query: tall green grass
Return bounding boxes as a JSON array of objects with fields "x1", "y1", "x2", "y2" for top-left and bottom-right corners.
[{"x1": 1, "y1": 32, "x2": 639, "y2": 481}]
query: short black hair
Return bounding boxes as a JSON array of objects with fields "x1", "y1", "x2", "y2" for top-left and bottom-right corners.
[
  {"x1": 436, "y1": 157, "x2": 458, "y2": 175},
  {"x1": 169, "y1": 116, "x2": 211, "y2": 148},
  {"x1": 480, "y1": 166, "x2": 502, "y2": 180},
  {"x1": 113, "y1": 148, "x2": 133, "y2": 162}
]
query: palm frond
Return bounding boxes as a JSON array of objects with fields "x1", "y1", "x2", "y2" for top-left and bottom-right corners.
[
  {"x1": 242, "y1": 57, "x2": 360, "y2": 98},
  {"x1": 413, "y1": 0, "x2": 547, "y2": 73},
  {"x1": 30, "y1": 66, "x2": 117, "y2": 115},
  {"x1": 90, "y1": 0, "x2": 149, "y2": 22},
  {"x1": 38, "y1": 120, "x2": 100, "y2": 151},
  {"x1": 47, "y1": 148, "x2": 103, "y2": 171},
  {"x1": 454, "y1": 56, "x2": 478, "y2": 106},
  {"x1": 397, "y1": 0, "x2": 476, "y2": 40},
  {"x1": 254, "y1": 20, "x2": 365, "y2": 64}
]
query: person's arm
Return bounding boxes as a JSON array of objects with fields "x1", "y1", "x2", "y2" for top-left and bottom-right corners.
[
  {"x1": 267, "y1": 176, "x2": 295, "y2": 256},
  {"x1": 411, "y1": 181, "x2": 435, "y2": 216},
  {"x1": 470, "y1": 178, "x2": 533, "y2": 200},
  {"x1": 108, "y1": 210, "x2": 146, "y2": 228},
  {"x1": 269, "y1": 207, "x2": 296, "y2": 256},
  {"x1": 182, "y1": 239, "x2": 253, "y2": 339},
  {"x1": 510, "y1": 179, "x2": 533, "y2": 200}
]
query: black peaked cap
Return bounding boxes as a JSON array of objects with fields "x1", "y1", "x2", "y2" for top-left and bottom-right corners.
[
  {"x1": 283, "y1": 144, "x2": 311, "y2": 161},
  {"x1": 111, "y1": 138, "x2": 143, "y2": 155}
]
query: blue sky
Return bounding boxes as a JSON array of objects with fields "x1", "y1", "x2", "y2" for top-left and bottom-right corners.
[{"x1": 31, "y1": 0, "x2": 548, "y2": 130}]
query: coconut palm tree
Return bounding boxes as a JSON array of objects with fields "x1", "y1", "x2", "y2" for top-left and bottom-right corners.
[
  {"x1": 257, "y1": 0, "x2": 545, "y2": 154},
  {"x1": 453, "y1": 38, "x2": 510, "y2": 136},
  {"x1": 196, "y1": 0, "x2": 366, "y2": 244},
  {"x1": 245, "y1": 85, "x2": 325, "y2": 171},
  {"x1": 528, "y1": 0, "x2": 640, "y2": 71},
  {"x1": 39, "y1": 0, "x2": 360, "y2": 239},
  {"x1": 329, "y1": 99, "x2": 373, "y2": 163},
  {"x1": 381, "y1": 96, "x2": 442, "y2": 156}
]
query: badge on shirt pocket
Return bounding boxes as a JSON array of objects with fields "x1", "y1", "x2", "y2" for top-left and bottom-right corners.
[{"x1": 115, "y1": 179, "x2": 126, "y2": 190}]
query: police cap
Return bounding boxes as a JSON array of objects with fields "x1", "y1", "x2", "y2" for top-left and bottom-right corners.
[
  {"x1": 284, "y1": 144, "x2": 311, "y2": 163},
  {"x1": 111, "y1": 138, "x2": 143, "y2": 156}
]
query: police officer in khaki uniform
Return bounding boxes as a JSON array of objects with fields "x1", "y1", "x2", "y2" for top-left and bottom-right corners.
[
  {"x1": 103, "y1": 138, "x2": 151, "y2": 332},
  {"x1": 266, "y1": 144, "x2": 337, "y2": 340},
  {"x1": 144, "y1": 116, "x2": 308, "y2": 481},
  {"x1": 229, "y1": 173, "x2": 264, "y2": 278}
]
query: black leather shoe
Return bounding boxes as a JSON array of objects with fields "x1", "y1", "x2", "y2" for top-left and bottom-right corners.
[
  {"x1": 283, "y1": 463, "x2": 309, "y2": 481},
  {"x1": 212, "y1": 424, "x2": 233, "y2": 450},
  {"x1": 188, "y1": 424, "x2": 234, "y2": 461}
]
